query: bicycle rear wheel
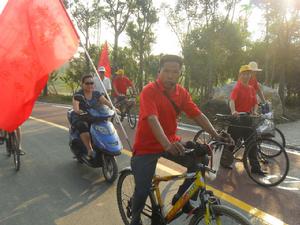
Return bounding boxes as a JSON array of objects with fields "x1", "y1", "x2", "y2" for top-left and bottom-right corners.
[
  {"x1": 9, "y1": 132, "x2": 20, "y2": 171},
  {"x1": 243, "y1": 139, "x2": 289, "y2": 187},
  {"x1": 273, "y1": 128, "x2": 286, "y2": 148},
  {"x1": 189, "y1": 205, "x2": 251, "y2": 225},
  {"x1": 5, "y1": 132, "x2": 11, "y2": 157},
  {"x1": 116, "y1": 169, "x2": 154, "y2": 225}
]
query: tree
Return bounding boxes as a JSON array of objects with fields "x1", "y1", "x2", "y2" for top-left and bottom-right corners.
[
  {"x1": 64, "y1": 0, "x2": 102, "y2": 73},
  {"x1": 63, "y1": 44, "x2": 101, "y2": 94},
  {"x1": 126, "y1": 0, "x2": 158, "y2": 90},
  {"x1": 183, "y1": 21, "x2": 247, "y2": 100},
  {"x1": 102, "y1": 0, "x2": 136, "y2": 67},
  {"x1": 163, "y1": 0, "x2": 241, "y2": 93}
]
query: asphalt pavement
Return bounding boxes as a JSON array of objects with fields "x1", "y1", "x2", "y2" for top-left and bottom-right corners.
[{"x1": 0, "y1": 102, "x2": 299, "y2": 225}]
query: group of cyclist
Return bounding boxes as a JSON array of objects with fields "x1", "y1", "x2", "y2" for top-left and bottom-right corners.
[
  {"x1": 67, "y1": 54, "x2": 268, "y2": 225},
  {"x1": 0, "y1": 53, "x2": 267, "y2": 224}
]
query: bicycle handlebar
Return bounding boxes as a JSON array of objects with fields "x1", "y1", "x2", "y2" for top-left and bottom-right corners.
[{"x1": 183, "y1": 140, "x2": 233, "y2": 174}]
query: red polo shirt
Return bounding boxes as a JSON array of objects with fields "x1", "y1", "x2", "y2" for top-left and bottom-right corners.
[
  {"x1": 230, "y1": 81, "x2": 257, "y2": 113},
  {"x1": 249, "y1": 76, "x2": 259, "y2": 91},
  {"x1": 112, "y1": 76, "x2": 133, "y2": 97},
  {"x1": 133, "y1": 79, "x2": 202, "y2": 156}
]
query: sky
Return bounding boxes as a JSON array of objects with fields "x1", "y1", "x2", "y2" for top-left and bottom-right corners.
[{"x1": 0, "y1": 0, "x2": 264, "y2": 55}]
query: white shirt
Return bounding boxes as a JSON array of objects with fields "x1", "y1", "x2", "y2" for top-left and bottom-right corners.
[{"x1": 93, "y1": 76, "x2": 112, "y2": 94}]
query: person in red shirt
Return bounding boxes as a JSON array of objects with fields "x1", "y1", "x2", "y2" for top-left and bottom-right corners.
[
  {"x1": 112, "y1": 69, "x2": 136, "y2": 100},
  {"x1": 248, "y1": 61, "x2": 266, "y2": 103},
  {"x1": 229, "y1": 65, "x2": 265, "y2": 175},
  {"x1": 130, "y1": 55, "x2": 231, "y2": 225}
]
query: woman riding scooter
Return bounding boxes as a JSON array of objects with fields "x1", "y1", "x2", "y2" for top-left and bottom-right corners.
[{"x1": 72, "y1": 74, "x2": 116, "y2": 161}]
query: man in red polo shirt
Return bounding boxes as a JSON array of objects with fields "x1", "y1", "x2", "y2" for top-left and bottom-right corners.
[
  {"x1": 112, "y1": 68, "x2": 136, "y2": 100},
  {"x1": 229, "y1": 65, "x2": 265, "y2": 175},
  {"x1": 130, "y1": 55, "x2": 228, "y2": 225}
]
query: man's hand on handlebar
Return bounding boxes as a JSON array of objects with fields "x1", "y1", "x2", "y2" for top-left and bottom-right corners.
[
  {"x1": 215, "y1": 131, "x2": 235, "y2": 145},
  {"x1": 165, "y1": 142, "x2": 185, "y2": 156},
  {"x1": 231, "y1": 111, "x2": 239, "y2": 117}
]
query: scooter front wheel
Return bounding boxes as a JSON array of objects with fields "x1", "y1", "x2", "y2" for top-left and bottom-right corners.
[{"x1": 102, "y1": 155, "x2": 118, "y2": 183}]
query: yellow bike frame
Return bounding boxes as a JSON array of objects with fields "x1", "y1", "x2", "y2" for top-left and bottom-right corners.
[{"x1": 151, "y1": 171, "x2": 208, "y2": 223}]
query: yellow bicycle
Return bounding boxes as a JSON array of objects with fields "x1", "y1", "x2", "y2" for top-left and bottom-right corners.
[{"x1": 116, "y1": 141, "x2": 252, "y2": 225}]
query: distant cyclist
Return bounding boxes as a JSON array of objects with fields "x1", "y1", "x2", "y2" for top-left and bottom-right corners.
[
  {"x1": 0, "y1": 127, "x2": 25, "y2": 155},
  {"x1": 112, "y1": 69, "x2": 136, "y2": 103},
  {"x1": 93, "y1": 66, "x2": 112, "y2": 97},
  {"x1": 229, "y1": 65, "x2": 265, "y2": 176}
]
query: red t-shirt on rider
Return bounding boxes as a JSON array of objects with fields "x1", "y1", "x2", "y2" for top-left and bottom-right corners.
[
  {"x1": 112, "y1": 76, "x2": 133, "y2": 97},
  {"x1": 230, "y1": 81, "x2": 257, "y2": 113},
  {"x1": 248, "y1": 76, "x2": 259, "y2": 91},
  {"x1": 133, "y1": 79, "x2": 202, "y2": 156}
]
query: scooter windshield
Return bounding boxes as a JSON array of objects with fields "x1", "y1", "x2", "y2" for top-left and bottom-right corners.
[{"x1": 88, "y1": 105, "x2": 114, "y2": 119}]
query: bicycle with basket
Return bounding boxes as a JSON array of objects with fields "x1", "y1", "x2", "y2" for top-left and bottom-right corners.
[{"x1": 193, "y1": 112, "x2": 289, "y2": 187}]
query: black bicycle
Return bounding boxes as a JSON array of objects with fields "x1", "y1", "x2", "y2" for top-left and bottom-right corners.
[
  {"x1": 3, "y1": 130, "x2": 21, "y2": 171},
  {"x1": 194, "y1": 113, "x2": 289, "y2": 187},
  {"x1": 113, "y1": 95, "x2": 137, "y2": 129}
]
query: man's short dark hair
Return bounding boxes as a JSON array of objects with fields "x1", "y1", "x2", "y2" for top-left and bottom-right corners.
[{"x1": 159, "y1": 54, "x2": 183, "y2": 69}]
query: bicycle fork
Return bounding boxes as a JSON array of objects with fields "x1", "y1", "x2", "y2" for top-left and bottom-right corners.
[{"x1": 203, "y1": 192, "x2": 221, "y2": 225}]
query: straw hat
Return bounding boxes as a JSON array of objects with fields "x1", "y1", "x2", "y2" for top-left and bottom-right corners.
[
  {"x1": 239, "y1": 65, "x2": 252, "y2": 73},
  {"x1": 115, "y1": 69, "x2": 124, "y2": 75}
]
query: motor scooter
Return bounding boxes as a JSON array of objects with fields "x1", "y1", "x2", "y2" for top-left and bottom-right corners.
[{"x1": 67, "y1": 100, "x2": 122, "y2": 183}]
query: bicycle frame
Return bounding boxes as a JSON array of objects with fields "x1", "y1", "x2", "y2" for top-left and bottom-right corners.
[{"x1": 150, "y1": 170, "x2": 208, "y2": 224}]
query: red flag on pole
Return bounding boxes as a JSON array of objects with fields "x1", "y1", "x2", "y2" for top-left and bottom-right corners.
[
  {"x1": 98, "y1": 41, "x2": 111, "y2": 78},
  {"x1": 0, "y1": 0, "x2": 79, "y2": 131}
]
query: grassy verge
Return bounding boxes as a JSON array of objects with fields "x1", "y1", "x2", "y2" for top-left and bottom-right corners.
[{"x1": 38, "y1": 94, "x2": 72, "y2": 105}]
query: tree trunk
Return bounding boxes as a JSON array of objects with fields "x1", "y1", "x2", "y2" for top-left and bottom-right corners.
[
  {"x1": 113, "y1": 32, "x2": 120, "y2": 68},
  {"x1": 264, "y1": 5, "x2": 270, "y2": 85}
]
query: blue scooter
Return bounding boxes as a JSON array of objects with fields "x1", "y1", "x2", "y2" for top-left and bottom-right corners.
[{"x1": 67, "y1": 97, "x2": 122, "y2": 183}]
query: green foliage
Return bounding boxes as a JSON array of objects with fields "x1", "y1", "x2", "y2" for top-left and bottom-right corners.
[
  {"x1": 102, "y1": 0, "x2": 136, "y2": 64},
  {"x1": 183, "y1": 21, "x2": 248, "y2": 99},
  {"x1": 126, "y1": 0, "x2": 158, "y2": 90},
  {"x1": 60, "y1": 44, "x2": 100, "y2": 94}
]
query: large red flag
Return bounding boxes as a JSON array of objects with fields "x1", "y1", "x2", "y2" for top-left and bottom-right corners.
[
  {"x1": 98, "y1": 41, "x2": 111, "y2": 77},
  {"x1": 0, "y1": 0, "x2": 79, "y2": 131}
]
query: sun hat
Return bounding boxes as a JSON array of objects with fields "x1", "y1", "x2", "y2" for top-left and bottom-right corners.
[
  {"x1": 248, "y1": 61, "x2": 262, "y2": 71},
  {"x1": 239, "y1": 65, "x2": 252, "y2": 73},
  {"x1": 98, "y1": 66, "x2": 106, "y2": 72}
]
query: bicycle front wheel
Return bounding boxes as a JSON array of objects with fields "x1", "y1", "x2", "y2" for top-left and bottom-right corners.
[
  {"x1": 189, "y1": 205, "x2": 251, "y2": 225},
  {"x1": 243, "y1": 139, "x2": 289, "y2": 187},
  {"x1": 116, "y1": 169, "x2": 154, "y2": 225},
  {"x1": 261, "y1": 128, "x2": 286, "y2": 148},
  {"x1": 193, "y1": 130, "x2": 212, "y2": 144}
]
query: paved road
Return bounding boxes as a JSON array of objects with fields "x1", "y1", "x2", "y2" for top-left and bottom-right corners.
[{"x1": 0, "y1": 102, "x2": 299, "y2": 225}]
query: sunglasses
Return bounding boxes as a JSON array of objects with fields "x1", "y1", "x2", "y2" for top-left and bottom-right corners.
[{"x1": 84, "y1": 82, "x2": 94, "y2": 85}]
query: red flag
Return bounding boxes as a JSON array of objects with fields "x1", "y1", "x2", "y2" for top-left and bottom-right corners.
[
  {"x1": 98, "y1": 41, "x2": 111, "y2": 77},
  {"x1": 0, "y1": 0, "x2": 79, "y2": 131}
]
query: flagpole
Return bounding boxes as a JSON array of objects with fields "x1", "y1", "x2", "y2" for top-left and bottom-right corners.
[{"x1": 60, "y1": 1, "x2": 133, "y2": 151}]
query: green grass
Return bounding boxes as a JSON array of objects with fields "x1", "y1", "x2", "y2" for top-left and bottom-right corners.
[{"x1": 39, "y1": 94, "x2": 72, "y2": 105}]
